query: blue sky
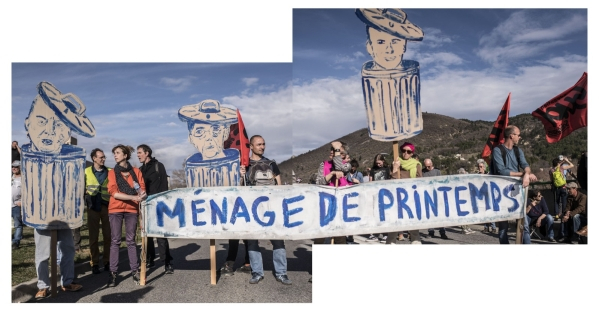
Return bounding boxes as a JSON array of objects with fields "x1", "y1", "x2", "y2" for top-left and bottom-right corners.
[
  {"x1": 292, "y1": 8, "x2": 588, "y2": 154},
  {"x1": 11, "y1": 63, "x2": 292, "y2": 173}
]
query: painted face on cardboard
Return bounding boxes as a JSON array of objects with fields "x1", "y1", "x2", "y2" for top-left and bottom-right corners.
[
  {"x1": 189, "y1": 122, "x2": 229, "y2": 159},
  {"x1": 367, "y1": 27, "x2": 406, "y2": 70},
  {"x1": 24, "y1": 96, "x2": 71, "y2": 153}
]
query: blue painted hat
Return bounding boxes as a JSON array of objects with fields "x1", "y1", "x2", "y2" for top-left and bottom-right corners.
[
  {"x1": 37, "y1": 81, "x2": 96, "y2": 138},
  {"x1": 178, "y1": 99, "x2": 238, "y2": 126},
  {"x1": 356, "y1": 8, "x2": 424, "y2": 41}
]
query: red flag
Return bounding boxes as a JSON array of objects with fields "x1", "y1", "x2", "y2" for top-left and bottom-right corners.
[
  {"x1": 224, "y1": 109, "x2": 250, "y2": 167},
  {"x1": 532, "y1": 72, "x2": 587, "y2": 143},
  {"x1": 481, "y1": 93, "x2": 511, "y2": 164}
]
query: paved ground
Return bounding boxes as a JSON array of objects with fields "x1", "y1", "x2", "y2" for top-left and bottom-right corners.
[
  {"x1": 14, "y1": 220, "x2": 581, "y2": 303},
  {"x1": 14, "y1": 238, "x2": 313, "y2": 303},
  {"x1": 350, "y1": 222, "x2": 560, "y2": 245}
]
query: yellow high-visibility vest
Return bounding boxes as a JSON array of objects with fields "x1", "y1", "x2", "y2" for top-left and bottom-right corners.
[{"x1": 85, "y1": 166, "x2": 111, "y2": 202}]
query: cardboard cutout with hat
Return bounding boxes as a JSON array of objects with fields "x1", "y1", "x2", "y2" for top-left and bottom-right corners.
[
  {"x1": 356, "y1": 8, "x2": 424, "y2": 144},
  {"x1": 20, "y1": 81, "x2": 95, "y2": 230},
  {"x1": 178, "y1": 99, "x2": 240, "y2": 188}
]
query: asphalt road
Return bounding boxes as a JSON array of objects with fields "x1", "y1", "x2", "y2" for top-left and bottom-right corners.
[
  {"x1": 24, "y1": 238, "x2": 313, "y2": 303},
  {"x1": 15, "y1": 220, "x2": 574, "y2": 303}
]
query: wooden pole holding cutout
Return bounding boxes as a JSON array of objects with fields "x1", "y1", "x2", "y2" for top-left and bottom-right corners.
[
  {"x1": 516, "y1": 218, "x2": 524, "y2": 244},
  {"x1": 393, "y1": 141, "x2": 399, "y2": 165},
  {"x1": 139, "y1": 205, "x2": 147, "y2": 285},
  {"x1": 331, "y1": 179, "x2": 339, "y2": 244},
  {"x1": 210, "y1": 239, "x2": 217, "y2": 284},
  {"x1": 50, "y1": 230, "x2": 57, "y2": 298},
  {"x1": 515, "y1": 187, "x2": 528, "y2": 244}
]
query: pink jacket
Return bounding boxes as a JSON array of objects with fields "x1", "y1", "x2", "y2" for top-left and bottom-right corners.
[{"x1": 323, "y1": 160, "x2": 349, "y2": 187}]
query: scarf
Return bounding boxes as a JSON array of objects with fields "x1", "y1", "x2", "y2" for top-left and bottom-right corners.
[
  {"x1": 113, "y1": 161, "x2": 139, "y2": 195},
  {"x1": 399, "y1": 157, "x2": 421, "y2": 178}
]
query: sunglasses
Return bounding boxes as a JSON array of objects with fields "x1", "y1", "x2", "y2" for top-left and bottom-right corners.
[{"x1": 402, "y1": 149, "x2": 413, "y2": 154}]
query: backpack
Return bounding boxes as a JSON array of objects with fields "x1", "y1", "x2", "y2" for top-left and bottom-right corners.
[
  {"x1": 490, "y1": 145, "x2": 521, "y2": 175},
  {"x1": 248, "y1": 160, "x2": 276, "y2": 186},
  {"x1": 552, "y1": 166, "x2": 566, "y2": 187}
]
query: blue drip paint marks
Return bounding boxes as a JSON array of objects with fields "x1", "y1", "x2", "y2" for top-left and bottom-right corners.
[
  {"x1": 468, "y1": 182, "x2": 490, "y2": 213},
  {"x1": 230, "y1": 196, "x2": 251, "y2": 225},
  {"x1": 424, "y1": 189, "x2": 438, "y2": 219},
  {"x1": 343, "y1": 192, "x2": 361, "y2": 222},
  {"x1": 378, "y1": 189, "x2": 393, "y2": 221},
  {"x1": 252, "y1": 196, "x2": 274, "y2": 227},
  {"x1": 210, "y1": 197, "x2": 228, "y2": 225},
  {"x1": 156, "y1": 199, "x2": 186, "y2": 228},
  {"x1": 454, "y1": 186, "x2": 469, "y2": 216},
  {"x1": 396, "y1": 187, "x2": 413, "y2": 219},
  {"x1": 319, "y1": 192, "x2": 337, "y2": 227},
  {"x1": 191, "y1": 199, "x2": 206, "y2": 226},
  {"x1": 283, "y1": 195, "x2": 305, "y2": 228}
]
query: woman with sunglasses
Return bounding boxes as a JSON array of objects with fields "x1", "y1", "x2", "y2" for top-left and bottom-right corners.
[
  {"x1": 106, "y1": 144, "x2": 147, "y2": 287},
  {"x1": 387, "y1": 142, "x2": 423, "y2": 244},
  {"x1": 314, "y1": 141, "x2": 351, "y2": 244}
]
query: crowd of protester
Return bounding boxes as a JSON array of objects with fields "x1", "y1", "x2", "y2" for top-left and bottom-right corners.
[{"x1": 11, "y1": 129, "x2": 587, "y2": 299}]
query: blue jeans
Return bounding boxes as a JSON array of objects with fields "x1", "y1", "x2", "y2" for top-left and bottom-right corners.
[
  {"x1": 34, "y1": 229, "x2": 76, "y2": 289},
  {"x1": 568, "y1": 214, "x2": 587, "y2": 241},
  {"x1": 528, "y1": 214, "x2": 554, "y2": 239},
  {"x1": 554, "y1": 187, "x2": 567, "y2": 216},
  {"x1": 248, "y1": 240, "x2": 287, "y2": 277},
  {"x1": 12, "y1": 206, "x2": 23, "y2": 246},
  {"x1": 498, "y1": 217, "x2": 531, "y2": 244}
]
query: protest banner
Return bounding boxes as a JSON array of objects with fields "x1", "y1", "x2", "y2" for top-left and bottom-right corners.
[{"x1": 143, "y1": 174, "x2": 526, "y2": 239}]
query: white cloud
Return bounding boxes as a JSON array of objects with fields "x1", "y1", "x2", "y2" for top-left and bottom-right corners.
[
  {"x1": 221, "y1": 83, "x2": 293, "y2": 163},
  {"x1": 334, "y1": 51, "x2": 366, "y2": 64},
  {"x1": 291, "y1": 55, "x2": 587, "y2": 155},
  {"x1": 418, "y1": 52, "x2": 464, "y2": 68},
  {"x1": 421, "y1": 27, "x2": 454, "y2": 48},
  {"x1": 242, "y1": 77, "x2": 259, "y2": 86},
  {"x1": 160, "y1": 77, "x2": 195, "y2": 93},
  {"x1": 477, "y1": 11, "x2": 587, "y2": 66},
  {"x1": 292, "y1": 76, "x2": 365, "y2": 154}
]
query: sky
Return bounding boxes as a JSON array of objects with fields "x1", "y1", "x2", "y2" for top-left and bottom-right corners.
[
  {"x1": 292, "y1": 8, "x2": 588, "y2": 154},
  {"x1": 11, "y1": 63, "x2": 292, "y2": 173},
  {"x1": 7, "y1": 8, "x2": 590, "y2": 171},
  {"x1": 2, "y1": 1, "x2": 596, "y2": 308}
]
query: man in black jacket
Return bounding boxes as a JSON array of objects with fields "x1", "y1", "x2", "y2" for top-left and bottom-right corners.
[{"x1": 137, "y1": 144, "x2": 174, "y2": 274}]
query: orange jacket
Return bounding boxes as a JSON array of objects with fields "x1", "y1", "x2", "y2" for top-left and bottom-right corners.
[{"x1": 107, "y1": 167, "x2": 146, "y2": 214}]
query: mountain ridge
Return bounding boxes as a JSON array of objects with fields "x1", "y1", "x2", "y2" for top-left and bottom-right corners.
[{"x1": 277, "y1": 112, "x2": 587, "y2": 185}]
